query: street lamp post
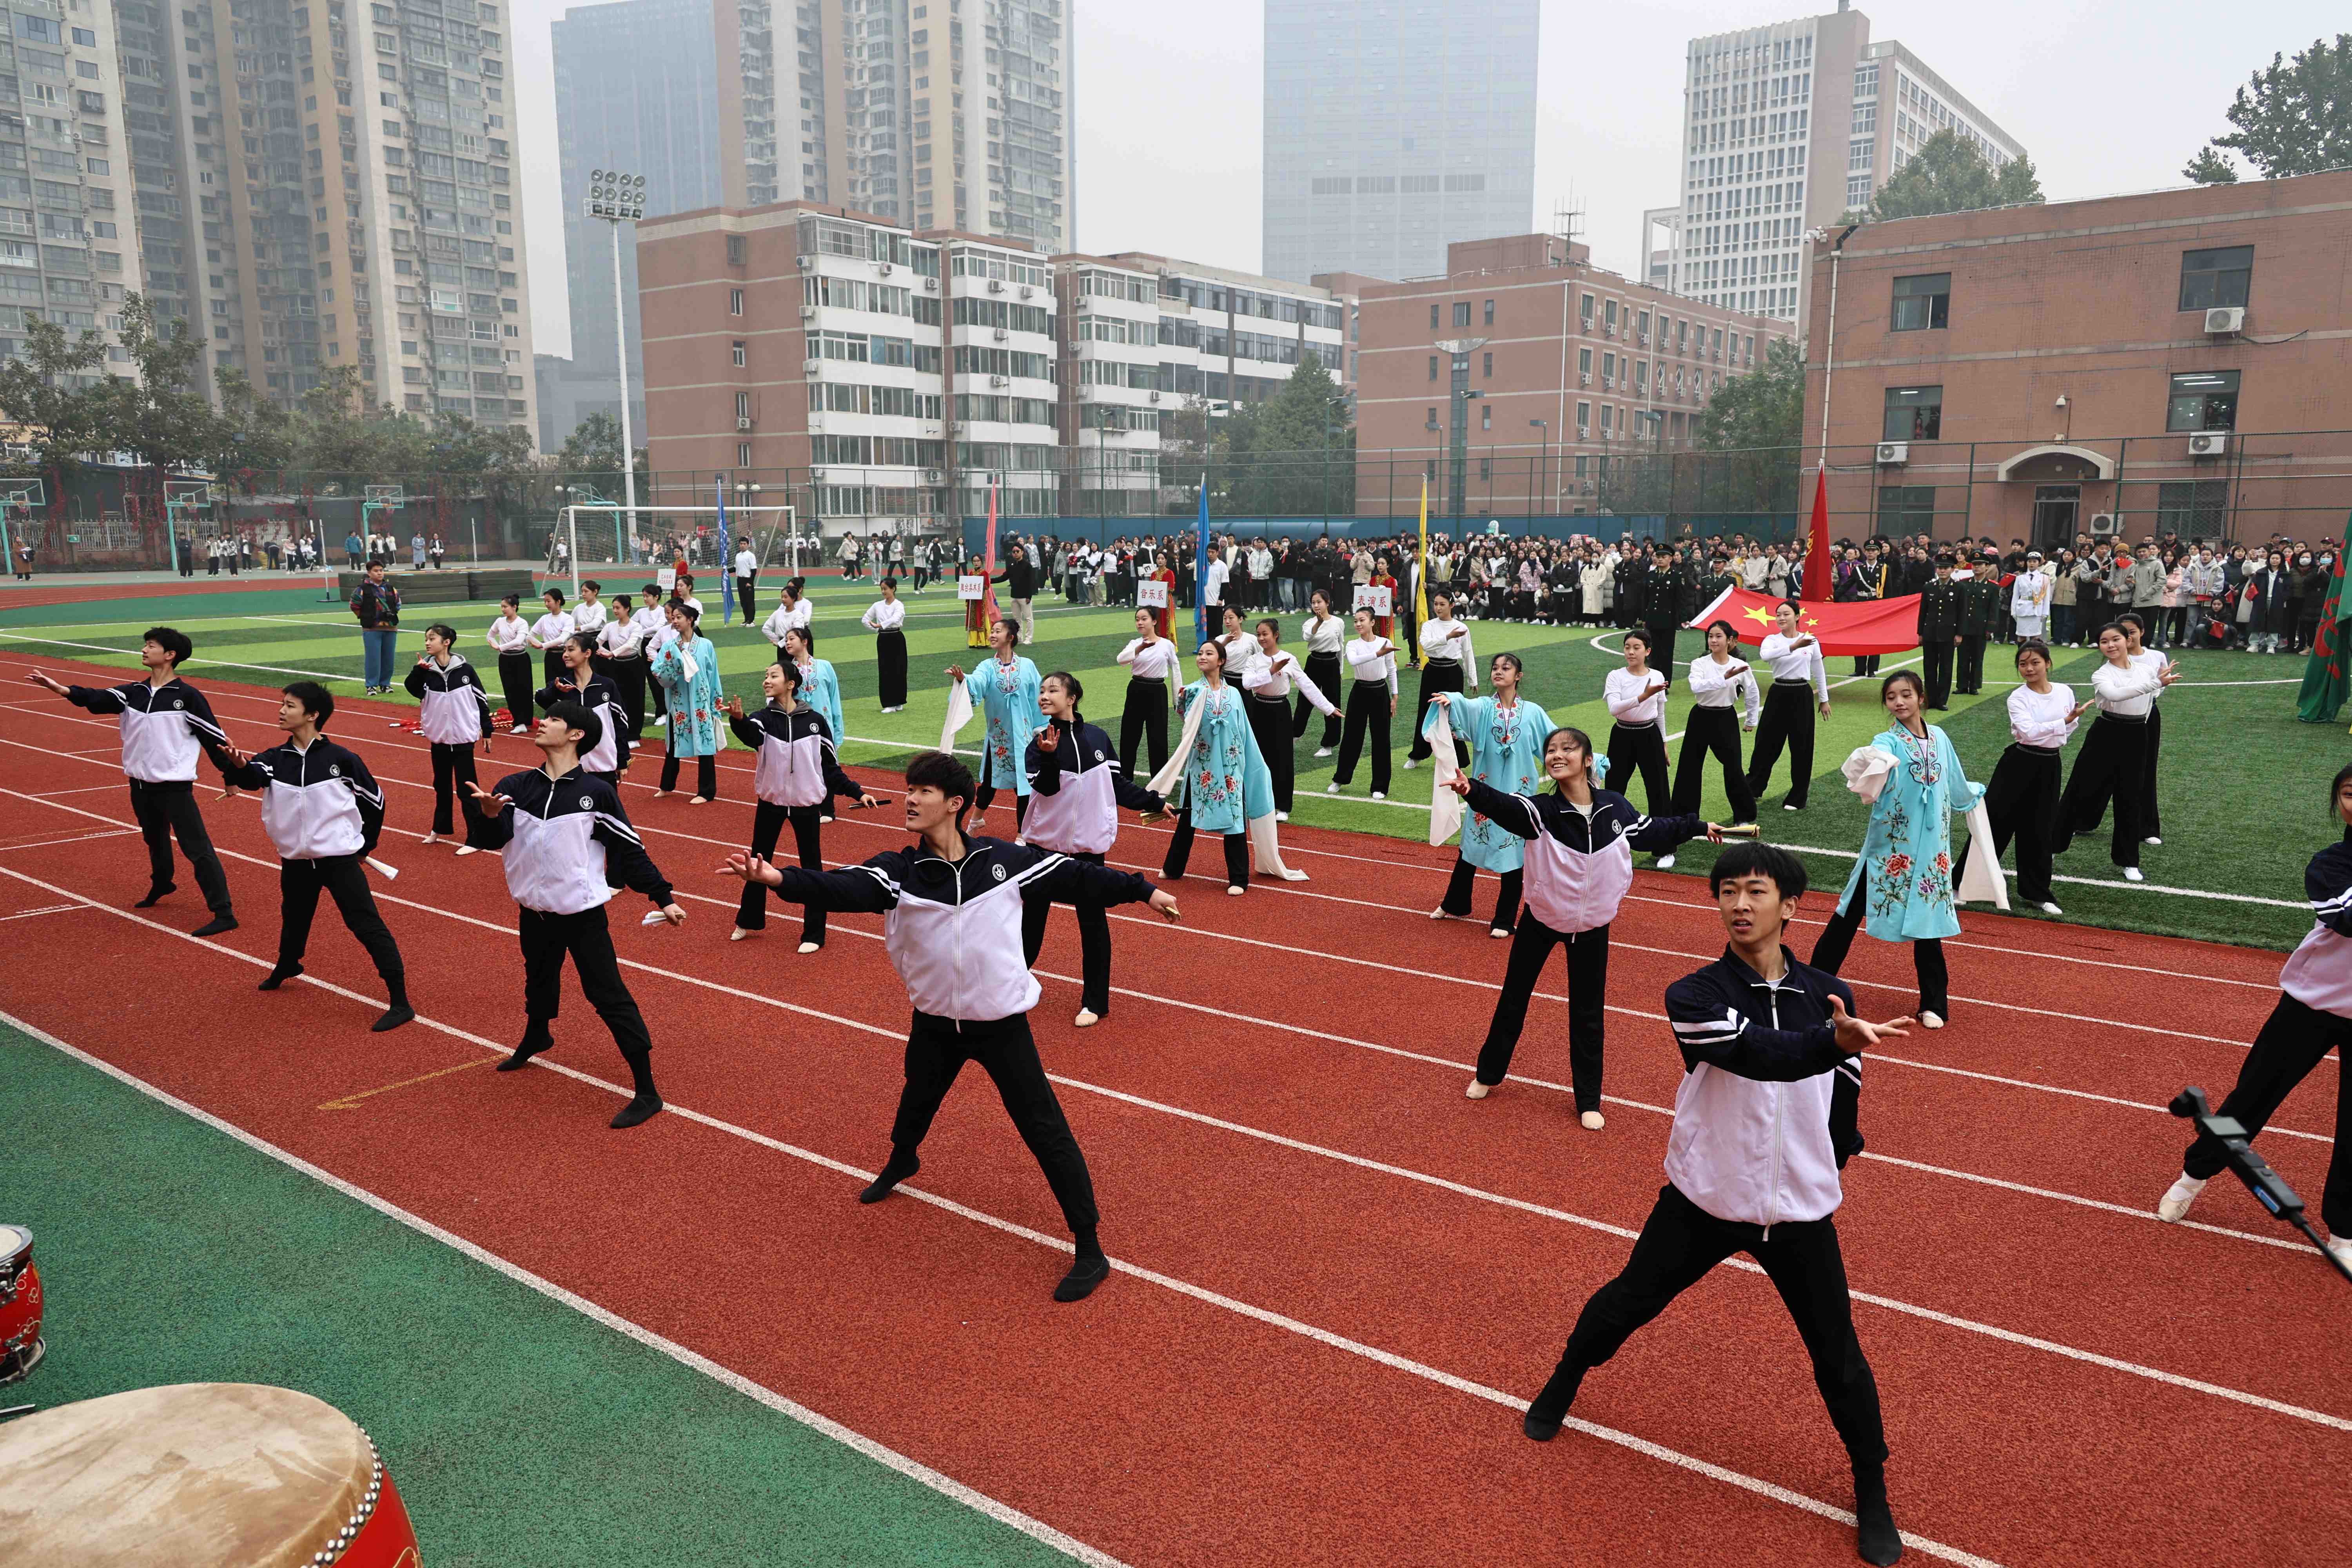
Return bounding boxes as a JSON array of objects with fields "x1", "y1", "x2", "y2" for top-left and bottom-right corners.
[
  {"x1": 1528, "y1": 418, "x2": 1549, "y2": 523},
  {"x1": 585, "y1": 168, "x2": 646, "y2": 563}
]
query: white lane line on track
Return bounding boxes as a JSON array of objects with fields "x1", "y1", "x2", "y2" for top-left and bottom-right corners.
[
  {"x1": 4, "y1": 719, "x2": 2332, "y2": 1122},
  {"x1": 0, "y1": 903, "x2": 2005, "y2": 1568},
  {"x1": 0, "y1": 1007, "x2": 1134, "y2": 1568},
  {"x1": 0, "y1": 842, "x2": 2338, "y2": 1439}
]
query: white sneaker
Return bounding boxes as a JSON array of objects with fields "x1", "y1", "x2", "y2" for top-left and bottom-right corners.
[
  {"x1": 1225, "y1": 884, "x2": 1246, "y2": 896},
  {"x1": 454, "y1": 845, "x2": 479, "y2": 857},
  {"x1": 1313, "y1": 747, "x2": 1333, "y2": 758},
  {"x1": 652, "y1": 715, "x2": 667, "y2": 726},
  {"x1": 730, "y1": 927, "x2": 759, "y2": 942},
  {"x1": 1276, "y1": 811, "x2": 1288, "y2": 822},
  {"x1": 1655, "y1": 854, "x2": 1676, "y2": 870},
  {"x1": 2123, "y1": 867, "x2": 2145, "y2": 882},
  {"x1": 1430, "y1": 906, "x2": 1452, "y2": 920},
  {"x1": 1490, "y1": 926, "x2": 1511, "y2": 939},
  {"x1": 2328, "y1": 1236, "x2": 2352, "y2": 1269},
  {"x1": 1920, "y1": 1011, "x2": 1945, "y2": 1030},
  {"x1": 1073, "y1": 1009, "x2": 1101, "y2": 1029},
  {"x1": 1402, "y1": 758, "x2": 1417, "y2": 770},
  {"x1": 689, "y1": 796, "x2": 711, "y2": 806},
  {"x1": 2143, "y1": 836, "x2": 2163, "y2": 847},
  {"x1": 2157, "y1": 1173, "x2": 2207, "y2": 1223},
  {"x1": 1783, "y1": 802, "x2": 1801, "y2": 811},
  {"x1": 1325, "y1": 783, "x2": 1341, "y2": 794},
  {"x1": 1579, "y1": 1110, "x2": 1606, "y2": 1131},
  {"x1": 797, "y1": 940, "x2": 821, "y2": 954},
  {"x1": 510, "y1": 724, "x2": 530, "y2": 735},
  {"x1": 2039, "y1": 902, "x2": 2063, "y2": 916},
  {"x1": 1464, "y1": 1080, "x2": 1492, "y2": 1100},
  {"x1": 1371, "y1": 791, "x2": 1386, "y2": 800},
  {"x1": 419, "y1": 832, "x2": 439, "y2": 846}
]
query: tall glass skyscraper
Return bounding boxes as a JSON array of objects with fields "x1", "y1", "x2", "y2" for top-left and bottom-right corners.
[
  {"x1": 1261, "y1": 0, "x2": 1539, "y2": 285},
  {"x1": 549, "y1": 0, "x2": 722, "y2": 440}
]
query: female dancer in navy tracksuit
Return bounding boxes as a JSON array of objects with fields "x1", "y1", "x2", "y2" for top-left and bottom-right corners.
[
  {"x1": 1022, "y1": 671, "x2": 1164, "y2": 1029},
  {"x1": 1450, "y1": 726, "x2": 1719, "y2": 1127},
  {"x1": 724, "y1": 659, "x2": 880, "y2": 951}
]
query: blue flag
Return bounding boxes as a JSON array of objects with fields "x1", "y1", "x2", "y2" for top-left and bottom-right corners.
[
  {"x1": 1194, "y1": 478, "x2": 1211, "y2": 650},
  {"x1": 713, "y1": 475, "x2": 733, "y2": 626}
]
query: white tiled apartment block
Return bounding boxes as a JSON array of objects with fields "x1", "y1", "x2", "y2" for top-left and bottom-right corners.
[{"x1": 1643, "y1": 5, "x2": 2021, "y2": 329}]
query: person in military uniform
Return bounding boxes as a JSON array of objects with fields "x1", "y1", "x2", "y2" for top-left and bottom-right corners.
[
  {"x1": 1956, "y1": 559, "x2": 2003, "y2": 696},
  {"x1": 1841, "y1": 541, "x2": 1890, "y2": 677},
  {"x1": 1915, "y1": 554, "x2": 1966, "y2": 710}
]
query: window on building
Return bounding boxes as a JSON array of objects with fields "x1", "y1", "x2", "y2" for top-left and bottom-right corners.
[
  {"x1": 1428, "y1": 354, "x2": 1439, "y2": 381},
  {"x1": 1480, "y1": 405, "x2": 1490, "y2": 430},
  {"x1": 1452, "y1": 301, "x2": 1471, "y2": 328},
  {"x1": 1882, "y1": 385, "x2": 1942, "y2": 441},
  {"x1": 729, "y1": 287, "x2": 744, "y2": 316},
  {"x1": 2165, "y1": 370, "x2": 2239, "y2": 432},
  {"x1": 1579, "y1": 293, "x2": 1594, "y2": 326},
  {"x1": 1876, "y1": 485, "x2": 1936, "y2": 535},
  {"x1": 1481, "y1": 351, "x2": 1492, "y2": 378},
  {"x1": 1604, "y1": 300, "x2": 1618, "y2": 330},
  {"x1": 1891, "y1": 272, "x2": 1949, "y2": 331},
  {"x1": 738, "y1": 442, "x2": 753, "y2": 467},
  {"x1": 1482, "y1": 298, "x2": 1494, "y2": 326},
  {"x1": 1429, "y1": 303, "x2": 1439, "y2": 329},
  {"x1": 2156, "y1": 479, "x2": 2229, "y2": 537},
  {"x1": 731, "y1": 339, "x2": 746, "y2": 367},
  {"x1": 2178, "y1": 246, "x2": 2251, "y2": 311},
  {"x1": 1575, "y1": 400, "x2": 1590, "y2": 436},
  {"x1": 1425, "y1": 407, "x2": 1438, "y2": 431},
  {"x1": 734, "y1": 390, "x2": 751, "y2": 419},
  {"x1": 726, "y1": 233, "x2": 747, "y2": 266}
]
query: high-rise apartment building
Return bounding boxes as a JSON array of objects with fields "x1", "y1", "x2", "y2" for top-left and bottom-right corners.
[
  {"x1": 1261, "y1": 0, "x2": 1538, "y2": 286},
  {"x1": 1644, "y1": 4, "x2": 2021, "y2": 327},
  {"x1": 105, "y1": 0, "x2": 537, "y2": 434},
  {"x1": 546, "y1": 0, "x2": 720, "y2": 444},
  {"x1": 715, "y1": 0, "x2": 1072, "y2": 254}
]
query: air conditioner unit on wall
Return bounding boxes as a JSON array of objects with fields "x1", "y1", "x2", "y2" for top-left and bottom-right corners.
[
  {"x1": 1875, "y1": 441, "x2": 1909, "y2": 465},
  {"x1": 796, "y1": 256, "x2": 815, "y2": 272},
  {"x1": 2089, "y1": 512, "x2": 2118, "y2": 536},
  {"x1": 877, "y1": 261, "x2": 893, "y2": 276},
  {"x1": 2188, "y1": 431, "x2": 2229, "y2": 457},
  {"x1": 799, "y1": 305, "x2": 816, "y2": 320},
  {"x1": 923, "y1": 277, "x2": 938, "y2": 292},
  {"x1": 2203, "y1": 307, "x2": 2245, "y2": 334},
  {"x1": 803, "y1": 357, "x2": 822, "y2": 374},
  {"x1": 987, "y1": 279, "x2": 1003, "y2": 292},
  {"x1": 736, "y1": 416, "x2": 753, "y2": 430}
]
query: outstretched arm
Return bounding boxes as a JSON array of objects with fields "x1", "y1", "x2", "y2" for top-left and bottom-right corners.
[
  {"x1": 1667, "y1": 976, "x2": 1902, "y2": 1083},
  {"x1": 724, "y1": 853, "x2": 902, "y2": 914}
]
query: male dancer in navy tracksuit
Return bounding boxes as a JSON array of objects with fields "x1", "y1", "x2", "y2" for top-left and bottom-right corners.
[
  {"x1": 727, "y1": 749, "x2": 1180, "y2": 1301},
  {"x1": 26, "y1": 627, "x2": 238, "y2": 934},
  {"x1": 209, "y1": 681, "x2": 412, "y2": 1031},
  {"x1": 468, "y1": 699, "x2": 685, "y2": 1129},
  {"x1": 1520, "y1": 842, "x2": 1914, "y2": 1567}
]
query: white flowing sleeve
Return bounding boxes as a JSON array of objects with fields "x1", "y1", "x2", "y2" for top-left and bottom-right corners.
[
  {"x1": 940, "y1": 674, "x2": 974, "y2": 752},
  {"x1": 1841, "y1": 744, "x2": 1895, "y2": 804}
]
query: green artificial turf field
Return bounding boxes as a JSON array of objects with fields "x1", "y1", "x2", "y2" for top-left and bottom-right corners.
[{"x1": 4, "y1": 575, "x2": 2341, "y2": 951}]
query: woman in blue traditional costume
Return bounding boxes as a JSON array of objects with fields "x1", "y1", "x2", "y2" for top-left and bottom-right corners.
[
  {"x1": 1151, "y1": 639, "x2": 1308, "y2": 894},
  {"x1": 648, "y1": 599, "x2": 723, "y2": 803},
  {"x1": 1423, "y1": 651, "x2": 1555, "y2": 937},
  {"x1": 945, "y1": 615, "x2": 1042, "y2": 838}
]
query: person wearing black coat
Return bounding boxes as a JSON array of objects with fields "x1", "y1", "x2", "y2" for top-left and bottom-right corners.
[
  {"x1": 1914, "y1": 558, "x2": 1965, "y2": 710},
  {"x1": 1956, "y1": 564, "x2": 2002, "y2": 695}
]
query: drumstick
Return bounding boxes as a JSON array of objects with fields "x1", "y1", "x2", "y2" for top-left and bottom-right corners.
[
  {"x1": 1717, "y1": 823, "x2": 1762, "y2": 840},
  {"x1": 366, "y1": 857, "x2": 400, "y2": 880}
]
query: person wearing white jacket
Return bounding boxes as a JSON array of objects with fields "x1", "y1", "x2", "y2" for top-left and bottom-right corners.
[
  {"x1": 2053, "y1": 623, "x2": 2177, "y2": 881},
  {"x1": 1671, "y1": 620, "x2": 1759, "y2": 824},
  {"x1": 2009, "y1": 553, "x2": 2053, "y2": 640},
  {"x1": 1521, "y1": 841, "x2": 1913, "y2": 1568}
]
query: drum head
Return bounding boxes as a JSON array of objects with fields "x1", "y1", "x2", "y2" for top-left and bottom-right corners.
[
  {"x1": 0, "y1": 1383, "x2": 376, "y2": 1567},
  {"x1": 0, "y1": 1225, "x2": 27, "y2": 1271}
]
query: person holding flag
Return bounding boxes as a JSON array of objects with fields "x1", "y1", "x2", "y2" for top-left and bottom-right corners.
[{"x1": 2294, "y1": 510, "x2": 2352, "y2": 724}]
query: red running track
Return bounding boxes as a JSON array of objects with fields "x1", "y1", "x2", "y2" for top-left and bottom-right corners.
[{"x1": 2, "y1": 655, "x2": 2347, "y2": 1567}]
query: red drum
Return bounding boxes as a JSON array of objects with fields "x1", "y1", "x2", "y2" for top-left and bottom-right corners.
[
  {"x1": 0, "y1": 1383, "x2": 422, "y2": 1566},
  {"x1": 0, "y1": 1223, "x2": 40, "y2": 1383}
]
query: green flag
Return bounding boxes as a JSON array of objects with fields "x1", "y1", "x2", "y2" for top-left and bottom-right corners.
[{"x1": 2295, "y1": 509, "x2": 2352, "y2": 723}]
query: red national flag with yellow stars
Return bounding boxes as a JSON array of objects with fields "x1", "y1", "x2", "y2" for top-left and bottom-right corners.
[{"x1": 1686, "y1": 583, "x2": 1924, "y2": 656}]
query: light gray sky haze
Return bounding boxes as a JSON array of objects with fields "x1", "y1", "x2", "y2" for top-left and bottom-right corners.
[{"x1": 514, "y1": 0, "x2": 2343, "y2": 359}]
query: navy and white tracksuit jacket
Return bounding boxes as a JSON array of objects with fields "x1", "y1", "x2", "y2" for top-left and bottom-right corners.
[
  {"x1": 469, "y1": 766, "x2": 674, "y2": 914},
  {"x1": 214, "y1": 736, "x2": 387, "y2": 860},
  {"x1": 65, "y1": 677, "x2": 232, "y2": 782}
]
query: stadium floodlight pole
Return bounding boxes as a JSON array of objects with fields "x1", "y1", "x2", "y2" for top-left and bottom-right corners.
[{"x1": 586, "y1": 167, "x2": 646, "y2": 564}]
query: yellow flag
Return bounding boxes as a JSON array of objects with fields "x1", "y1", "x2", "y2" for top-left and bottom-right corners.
[{"x1": 1415, "y1": 478, "x2": 1430, "y2": 668}]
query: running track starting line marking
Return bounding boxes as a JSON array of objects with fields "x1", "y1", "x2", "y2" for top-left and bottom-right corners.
[{"x1": 0, "y1": 919, "x2": 2014, "y2": 1568}]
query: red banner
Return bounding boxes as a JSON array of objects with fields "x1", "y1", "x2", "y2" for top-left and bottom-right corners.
[
  {"x1": 1686, "y1": 583, "x2": 1922, "y2": 656},
  {"x1": 1800, "y1": 467, "x2": 1833, "y2": 602}
]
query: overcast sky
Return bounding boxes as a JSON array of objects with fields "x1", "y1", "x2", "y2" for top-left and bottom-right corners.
[{"x1": 514, "y1": 0, "x2": 2340, "y2": 359}]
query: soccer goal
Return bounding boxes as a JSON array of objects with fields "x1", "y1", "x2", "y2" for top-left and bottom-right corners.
[
  {"x1": 560, "y1": 503, "x2": 800, "y2": 612},
  {"x1": 0, "y1": 477, "x2": 43, "y2": 572}
]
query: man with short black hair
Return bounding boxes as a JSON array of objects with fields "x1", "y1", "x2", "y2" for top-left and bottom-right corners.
[
  {"x1": 210, "y1": 681, "x2": 412, "y2": 1031},
  {"x1": 1520, "y1": 841, "x2": 1914, "y2": 1567},
  {"x1": 349, "y1": 560, "x2": 401, "y2": 695},
  {"x1": 726, "y1": 748, "x2": 1179, "y2": 1301},
  {"x1": 26, "y1": 629, "x2": 238, "y2": 935},
  {"x1": 468, "y1": 699, "x2": 684, "y2": 1129}
]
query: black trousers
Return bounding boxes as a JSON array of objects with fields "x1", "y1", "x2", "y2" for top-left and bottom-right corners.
[
  {"x1": 1298, "y1": 651, "x2": 1344, "y2": 748},
  {"x1": 1441, "y1": 857, "x2": 1524, "y2": 934},
  {"x1": 1672, "y1": 705, "x2": 1756, "y2": 822},
  {"x1": 2054, "y1": 715, "x2": 2146, "y2": 868},
  {"x1": 428, "y1": 741, "x2": 482, "y2": 839},
  {"x1": 1604, "y1": 720, "x2": 1672, "y2": 821},
  {"x1": 516, "y1": 905, "x2": 656, "y2": 1091},
  {"x1": 1162, "y1": 808, "x2": 1248, "y2": 888},
  {"x1": 1956, "y1": 633, "x2": 1988, "y2": 695},
  {"x1": 1543, "y1": 1183, "x2": 1887, "y2": 1468},
  {"x1": 1960, "y1": 744, "x2": 2061, "y2": 904},
  {"x1": 1851, "y1": 650, "x2": 1882, "y2": 677},
  {"x1": 737, "y1": 800, "x2": 826, "y2": 940},
  {"x1": 889, "y1": 1010, "x2": 1100, "y2": 1234},
  {"x1": 1476, "y1": 917, "x2": 1609, "y2": 1110},
  {"x1": 497, "y1": 652, "x2": 535, "y2": 731},
  {"x1": 736, "y1": 578, "x2": 757, "y2": 623},
  {"x1": 660, "y1": 752, "x2": 718, "y2": 799},
  {"x1": 1119, "y1": 678, "x2": 1169, "y2": 780},
  {"x1": 2183, "y1": 991, "x2": 2352, "y2": 1234},
  {"x1": 278, "y1": 854, "x2": 404, "y2": 985},
  {"x1": 1021, "y1": 848, "x2": 1114, "y2": 1016},
  {"x1": 1921, "y1": 639, "x2": 1956, "y2": 708},
  {"x1": 1643, "y1": 623, "x2": 1678, "y2": 675},
  {"x1": 1245, "y1": 691, "x2": 1295, "y2": 813},
  {"x1": 1333, "y1": 680, "x2": 1391, "y2": 793},
  {"x1": 127, "y1": 780, "x2": 232, "y2": 914},
  {"x1": 1746, "y1": 681, "x2": 1818, "y2": 809},
  {"x1": 876, "y1": 629, "x2": 908, "y2": 708},
  {"x1": 608, "y1": 657, "x2": 648, "y2": 735},
  {"x1": 972, "y1": 782, "x2": 1029, "y2": 831},
  {"x1": 1405, "y1": 659, "x2": 1465, "y2": 761},
  {"x1": 1810, "y1": 871, "x2": 1949, "y2": 1015},
  {"x1": 2139, "y1": 702, "x2": 2163, "y2": 839},
  {"x1": 542, "y1": 647, "x2": 567, "y2": 690}
]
